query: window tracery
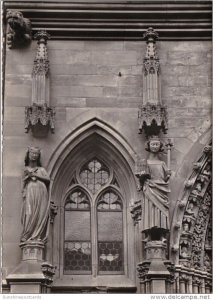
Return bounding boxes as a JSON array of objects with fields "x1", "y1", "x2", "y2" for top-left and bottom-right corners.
[{"x1": 63, "y1": 158, "x2": 124, "y2": 275}]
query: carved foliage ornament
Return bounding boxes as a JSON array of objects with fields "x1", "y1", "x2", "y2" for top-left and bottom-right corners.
[
  {"x1": 191, "y1": 188, "x2": 211, "y2": 270},
  {"x1": 138, "y1": 103, "x2": 168, "y2": 136},
  {"x1": 25, "y1": 104, "x2": 55, "y2": 133},
  {"x1": 6, "y1": 10, "x2": 32, "y2": 49},
  {"x1": 32, "y1": 31, "x2": 50, "y2": 76},
  {"x1": 178, "y1": 142, "x2": 212, "y2": 271},
  {"x1": 41, "y1": 262, "x2": 56, "y2": 287},
  {"x1": 143, "y1": 59, "x2": 160, "y2": 76},
  {"x1": 130, "y1": 200, "x2": 142, "y2": 225}
]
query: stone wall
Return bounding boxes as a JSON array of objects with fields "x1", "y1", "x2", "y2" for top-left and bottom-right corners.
[{"x1": 3, "y1": 40, "x2": 211, "y2": 278}]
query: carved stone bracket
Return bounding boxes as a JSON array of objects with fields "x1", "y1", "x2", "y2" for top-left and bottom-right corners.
[
  {"x1": 130, "y1": 200, "x2": 142, "y2": 225},
  {"x1": 25, "y1": 104, "x2": 55, "y2": 135},
  {"x1": 6, "y1": 10, "x2": 32, "y2": 49},
  {"x1": 49, "y1": 201, "x2": 58, "y2": 224},
  {"x1": 41, "y1": 262, "x2": 56, "y2": 287}
]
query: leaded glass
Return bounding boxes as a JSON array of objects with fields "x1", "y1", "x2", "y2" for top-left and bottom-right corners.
[
  {"x1": 64, "y1": 241, "x2": 91, "y2": 274},
  {"x1": 79, "y1": 159, "x2": 110, "y2": 194},
  {"x1": 64, "y1": 189, "x2": 91, "y2": 274},
  {"x1": 65, "y1": 211, "x2": 90, "y2": 241},
  {"x1": 98, "y1": 211, "x2": 123, "y2": 241},
  {"x1": 98, "y1": 242, "x2": 123, "y2": 273},
  {"x1": 97, "y1": 190, "x2": 124, "y2": 274}
]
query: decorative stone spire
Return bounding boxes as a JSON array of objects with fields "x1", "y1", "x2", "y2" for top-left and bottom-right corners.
[
  {"x1": 32, "y1": 31, "x2": 50, "y2": 78},
  {"x1": 138, "y1": 27, "x2": 168, "y2": 137},
  {"x1": 25, "y1": 31, "x2": 55, "y2": 136},
  {"x1": 32, "y1": 31, "x2": 50, "y2": 105}
]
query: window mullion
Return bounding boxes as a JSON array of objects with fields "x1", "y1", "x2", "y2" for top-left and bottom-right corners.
[{"x1": 91, "y1": 200, "x2": 97, "y2": 277}]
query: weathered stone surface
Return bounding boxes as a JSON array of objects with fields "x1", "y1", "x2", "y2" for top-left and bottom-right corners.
[
  {"x1": 5, "y1": 84, "x2": 31, "y2": 98},
  {"x1": 52, "y1": 97, "x2": 87, "y2": 107},
  {"x1": 52, "y1": 85, "x2": 103, "y2": 97},
  {"x1": 51, "y1": 75, "x2": 118, "y2": 87},
  {"x1": 91, "y1": 51, "x2": 140, "y2": 66},
  {"x1": 51, "y1": 63, "x2": 98, "y2": 75},
  {"x1": 2, "y1": 37, "x2": 212, "y2": 290}
]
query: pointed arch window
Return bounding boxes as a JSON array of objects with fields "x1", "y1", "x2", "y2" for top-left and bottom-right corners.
[{"x1": 63, "y1": 158, "x2": 124, "y2": 275}]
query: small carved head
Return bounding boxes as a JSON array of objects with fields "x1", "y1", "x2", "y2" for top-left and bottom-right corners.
[
  {"x1": 145, "y1": 136, "x2": 164, "y2": 153},
  {"x1": 6, "y1": 10, "x2": 24, "y2": 29},
  {"x1": 25, "y1": 147, "x2": 41, "y2": 166}
]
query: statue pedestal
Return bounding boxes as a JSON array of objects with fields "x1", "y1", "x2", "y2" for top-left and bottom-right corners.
[
  {"x1": 6, "y1": 241, "x2": 55, "y2": 293},
  {"x1": 138, "y1": 230, "x2": 174, "y2": 293},
  {"x1": 145, "y1": 240, "x2": 167, "y2": 261},
  {"x1": 20, "y1": 241, "x2": 44, "y2": 261}
]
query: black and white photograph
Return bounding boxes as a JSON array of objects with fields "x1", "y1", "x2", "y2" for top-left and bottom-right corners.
[{"x1": 1, "y1": 0, "x2": 212, "y2": 295}]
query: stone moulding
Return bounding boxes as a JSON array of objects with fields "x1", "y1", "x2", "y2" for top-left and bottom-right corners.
[
  {"x1": 170, "y1": 141, "x2": 212, "y2": 275},
  {"x1": 3, "y1": 1, "x2": 211, "y2": 40}
]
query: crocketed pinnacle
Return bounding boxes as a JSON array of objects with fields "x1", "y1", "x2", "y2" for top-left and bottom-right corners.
[{"x1": 33, "y1": 31, "x2": 50, "y2": 75}]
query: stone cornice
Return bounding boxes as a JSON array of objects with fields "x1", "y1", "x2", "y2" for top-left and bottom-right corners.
[{"x1": 3, "y1": 0, "x2": 212, "y2": 40}]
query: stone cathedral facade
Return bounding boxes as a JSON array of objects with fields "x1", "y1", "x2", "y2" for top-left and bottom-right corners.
[{"x1": 2, "y1": 0, "x2": 212, "y2": 294}]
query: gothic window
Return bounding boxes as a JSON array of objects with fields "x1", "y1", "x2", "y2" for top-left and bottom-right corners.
[{"x1": 63, "y1": 158, "x2": 124, "y2": 275}]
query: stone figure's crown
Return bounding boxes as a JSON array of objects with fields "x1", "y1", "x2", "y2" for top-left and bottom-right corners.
[
  {"x1": 149, "y1": 135, "x2": 160, "y2": 141},
  {"x1": 28, "y1": 146, "x2": 40, "y2": 153}
]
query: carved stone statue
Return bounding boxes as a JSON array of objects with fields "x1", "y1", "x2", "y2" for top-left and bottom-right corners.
[
  {"x1": 180, "y1": 246, "x2": 190, "y2": 259},
  {"x1": 136, "y1": 136, "x2": 171, "y2": 231},
  {"x1": 185, "y1": 202, "x2": 196, "y2": 217},
  {"x1": 6, "y1": 10, "x2": 32, "y2": 49},
  {"x1": 21, "y1": 147, "x2": 50, "y2": 243}
]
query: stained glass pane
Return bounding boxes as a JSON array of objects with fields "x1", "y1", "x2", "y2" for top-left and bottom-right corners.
[
  {"x1": 64, "y1": 241, "x2": 91, "y2": 274},
  {"x1": 79, "y1": 159, "x2": 110, "y2": 194},
  {"x1": 65, "y1": 211, "x2": 90, "y2": 241},
  {"x1": 98, "y1": 211, "x2": 123, "y2": 241},
  {"x1": 98, "y1": 242, "x2": 123, "y2": 273},
  {"x1": 64, "y1": 189, "x2": 91, "y2": 274},
  {"x1": 97, "y1": 190, "x2": 124, "y2": 274}
]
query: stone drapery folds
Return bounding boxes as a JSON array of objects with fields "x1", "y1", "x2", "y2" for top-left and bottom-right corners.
[{"x1": 21, "y1": 147, "x2": 50, "y2": 243}]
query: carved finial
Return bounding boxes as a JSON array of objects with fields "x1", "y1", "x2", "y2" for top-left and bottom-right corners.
[
  {"x1": 33, "y1": 31, "x2": 50, "y2": 76},
  {"x1": 143, "y1": 27, "x2": 159, "y2": 43},
  {"x1": 143, "y1": 27, "x2": 159, "y2": 59},
  {"x1": 34, "y1": 30, "x2": 50, "y2": 44}
]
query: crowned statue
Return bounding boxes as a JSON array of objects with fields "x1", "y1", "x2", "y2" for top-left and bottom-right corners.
[
  {"x1": 21, "y1": 147, "x2": 50, "y2": 243},
  {"x1": 136, "y1": 136, "x2": 171, "y2": 232}
]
